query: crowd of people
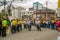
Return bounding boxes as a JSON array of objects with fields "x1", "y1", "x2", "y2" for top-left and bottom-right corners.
[{"x1": 0, "y1": 17, "x2": 60, "y2": 37}]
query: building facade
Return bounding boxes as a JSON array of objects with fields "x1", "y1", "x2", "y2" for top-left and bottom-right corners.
[
  {"x1": 33, "y1": 9, "x2": 56, "y2": 20},
  {"x1": 33, "y1": 2, "x2": 56, "y2": 20},
  {"x1": 22, "y1": 10, "x2": 33, "y2": 20},
  {"x1": 33, "y1": 2, "x2": 43, "y2": 10},
  {"x1": 11, "y1": 6, "x2": 26, "y2": 19}
]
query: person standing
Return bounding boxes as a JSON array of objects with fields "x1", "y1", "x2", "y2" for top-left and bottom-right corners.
[
  {"x1": 45, "y1": 20, "x2": 50, "y2": 28},
  {"x1": 27, "y1": 20, "x2": 31, "y2": 31},
  {"x1": 6, "y1": 18, "x2": 11, "y2": 27},
  {"x1": 23, "y1": 20, "x2": 27, "y2": 29},
  {"x1": 17, "y1": 19, "x2": 23, "y2": 32},
  {"x1": 0, "y1": 18, "x2": 2, "y2": 36},
  {"x1": 56, "y1": 20, "x2": 60, "y2": 31},
  {"x1": 17, "y1": 19, "x2": 20, "y2": 32},
  {"x1": 11, "y1": 19, "x2": 17, "y2": 34},
  {"x1": 51, "y1": 19, "x2": 55, "y2": 29},
  {"x1": 2, "y1": 18, "x2": 7, "y2": 37},
  {"x1": 35, "y1": 20, "x2": 41, "y2": 31},
  {"x1": 42, "y1": 19, "x2": 46, "y2": 28},
  {"x1": 47, "y1": 20, "x2": 51, "y2": 28},
  {"x1": 20, "y1": 19, "x2": 23, "y2": 31}
]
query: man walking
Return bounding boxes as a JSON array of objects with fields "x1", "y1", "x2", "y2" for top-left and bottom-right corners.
[
  {"x1": 17, "y1": 19, "x2": 23, "y2": 31},
  {"x1": 27, "y1": 20, "x2": 31, "y2": 31},
  {"x1": 35, "y1": 20, "x2": 41, "y2": 31},
  {"x1": 51, "y1": 19, "x2": 55, "y2": 29},
  {"x1": 11, "y1": 19, "x2": 17, "y2": 33},
  {"x1": 23, "y1": 20, "x2": 27, "y2": 29}
]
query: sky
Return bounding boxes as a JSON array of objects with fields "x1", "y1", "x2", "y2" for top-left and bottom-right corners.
[
  {"x1": 12, "y1": 0, "x2": 58, "y2": 9},
  {"x1": 0, "y1": 0, "x2": 58, "y2": 11}
]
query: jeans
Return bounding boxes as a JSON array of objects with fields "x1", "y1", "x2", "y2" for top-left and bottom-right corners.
[
  {"x1": 11, "y1": 25, "x2": 16, "y2": 33},
  {"x1": 2, "y1": 27, "x2": 6, "y2": 37}
]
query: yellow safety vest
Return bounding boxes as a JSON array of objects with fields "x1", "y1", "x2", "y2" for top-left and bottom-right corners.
[
  {"x1": 17, "y1": 20, "x2": 23, "y2": 25},
  {"x1": 51, "y1": 20, "x2": 55, "y2": 23},
  {"x1": 2, "y1": 20, "x2": 7, "y2": 27},
  {"x1": 11, "y1": 20, "x2": 17, "y2": 26}
]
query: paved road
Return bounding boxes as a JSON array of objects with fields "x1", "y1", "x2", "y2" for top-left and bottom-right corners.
[{"x1": 0, "y1": 27, "x2": 59, "y2": 40}]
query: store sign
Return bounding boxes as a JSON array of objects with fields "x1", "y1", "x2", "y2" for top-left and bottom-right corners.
[{"x1": 58, "y1": 0, "x2": 60, "y2": 8}]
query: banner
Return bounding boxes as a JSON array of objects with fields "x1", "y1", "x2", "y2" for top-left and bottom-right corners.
[{"x1": 58, "y1": 0, "x2": 60, "y2": 8}]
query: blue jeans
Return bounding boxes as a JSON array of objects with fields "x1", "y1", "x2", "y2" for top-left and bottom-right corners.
[
  {"x1": 43, "y1": 23, "x2": 46, "y2": 28},
  {"x1": 54, "y1": 24, "x2": 57, "y2": 30},
  {"x1": 46, "y1": 24, "x2": 50, "y2": 28}
]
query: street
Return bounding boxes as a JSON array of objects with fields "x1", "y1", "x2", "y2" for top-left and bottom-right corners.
[
  {"x1": 0, "y1": 0, "x2": 59, "y2": 40},
  {"x1": 0, "y1": 27, "x2": 59, "y2": 40}
]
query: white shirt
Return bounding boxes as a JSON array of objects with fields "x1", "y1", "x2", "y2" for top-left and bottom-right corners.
[
  {"x1": 35, "y1": 21, "x2": 40, "y2": 24},
  {"x1": 27, "y1": 21, "x2": 31, "y2": 24},
  {"x1": 23, "y1": 21, "x2": 27, "y2": 24}
]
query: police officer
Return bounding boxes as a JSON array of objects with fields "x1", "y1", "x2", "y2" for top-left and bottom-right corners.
[
  {"x1": 51, "y1": 19, "x2": 55, "y2": 29},
  {"x1": 17, "y1": 19, "x2": 20, "y2": 32},
  {"x1": 19, "y1": 19, "x2": 23, "y2": 31},
  {"x1": 2, "y1": 18, "x2": 7, "y2": 37},
  {"x1": 11, "y1": 19, "x2": 17, "y2": 33},
  {"x1": 17, "y1": 19, "x2": 23, "y2": 31},
  {"x1": 0, "y1": 18, "x2": 2, "y2": 36}
]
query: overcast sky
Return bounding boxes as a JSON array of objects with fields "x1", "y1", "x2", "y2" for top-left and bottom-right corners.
[
  {"x1": 12, "y1": 0, "x2": 58, "y2": 9},
  {"x1": 0, "y1": 0, "x2": 58, "y2": 11}
]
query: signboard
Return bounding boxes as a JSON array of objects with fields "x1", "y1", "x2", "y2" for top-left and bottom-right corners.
[{"x1": 58, "y1": 0, "x2": 60, "y2": 8}]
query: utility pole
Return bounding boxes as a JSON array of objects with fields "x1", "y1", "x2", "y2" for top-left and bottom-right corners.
[
  {"x1": 7, "y1": 0, "x2": 14, "y2": 16},
  {"x1": 45, "y1": 1, "x2": 48, "y2": 19},
  {"x1": 4, "y1": 0, "x2": 6, "y2": 16}
]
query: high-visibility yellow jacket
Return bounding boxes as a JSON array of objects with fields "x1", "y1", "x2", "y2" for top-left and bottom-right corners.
[
  {"x1": 17, "y1": 20, "x2": 23, "y2": 25},
  {"x1": 2, "y1": 20, "x2": 7, "y2": 27},
  {"x1": 51, "y1": 20, "x2": 55, "y2": 23},
  {"x1": 11, "y1": 20, "x2": 17, "y2": 26}
]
